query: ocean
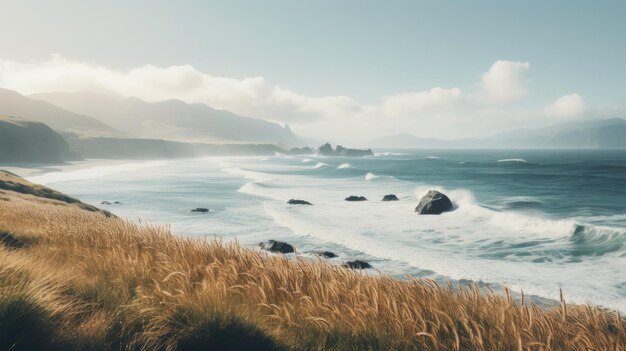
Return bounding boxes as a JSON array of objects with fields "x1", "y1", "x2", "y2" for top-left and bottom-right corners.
[{"x1": 25, "y1": 149, "x2": 626, "y2": 312}]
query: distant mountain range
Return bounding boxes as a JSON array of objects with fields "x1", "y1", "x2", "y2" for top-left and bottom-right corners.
[
  {"x1": 0, "y1": 88, "x2": 123, "y2": 138},
  {"x1": 370, "y1": 118, "x2": 626, "y2": 149},
  {"x1": 30, "y1": 91, "x2": 302, "y2": 147}
]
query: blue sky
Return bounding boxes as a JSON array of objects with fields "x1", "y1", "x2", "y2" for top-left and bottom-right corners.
[{"x1": 1, "y1": 0, "x2": 624, "y2": 140}]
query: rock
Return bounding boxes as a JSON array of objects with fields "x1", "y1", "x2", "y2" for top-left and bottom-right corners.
[
  {"x1": 316, "y1": 143, "x2": 374, "y2": 157},
  {"x1": 191, "y1": 208, "x2": 210, "y2": 213},
  {"x1": 101, "y1": 201, "x2": 112, "y2": 205},
  {"x1": 259, "y1": 240, "x2": 295, "y2": 254},
  {"x1": 317, "y1": 143, "x2": 335, "y2": 155},
  {"x1": 287, "y1": 199, "x2": 313, "y2": 205},
  {"x1": 114, "y1": 201, "x2": 122, "y2": 204},
  {"x1": 0, "y1": 231, "x2": 25, "y2": 249},
  {"x1": 415, "y1": 190, "x2": 453, "y2": 215},
  {"x1": 312, "y1": 250, "x2": 338, "y2": 258},
  {"x1": 343, "y1": 260, "x2": 372, "y2": 269},
  {"x1": 345, "y1": 196, "x2": 367, "y2": 201},
  {"x1": 382, "y1": 194, "x2": 399, "y2": 201}
]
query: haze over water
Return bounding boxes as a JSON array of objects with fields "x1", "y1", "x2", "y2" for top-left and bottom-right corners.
[{"x1": 28, "y1": 149, "x2": 626, "y2": 313}]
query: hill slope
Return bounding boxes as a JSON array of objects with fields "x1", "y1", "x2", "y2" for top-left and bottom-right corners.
[
  {"x1": 31, "y1": 91, "x2": 302, "y2": 147},
  {"x1": 0, "y1": 88, "x2": 122, "y2": 137},
  {"x1": 0, "y1": 116, "x2": 74, "y2": 163}
]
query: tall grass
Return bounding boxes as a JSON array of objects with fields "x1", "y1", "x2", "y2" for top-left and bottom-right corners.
[{"x1": 0, "y1": 190, "x2": 624, "y2": 350}]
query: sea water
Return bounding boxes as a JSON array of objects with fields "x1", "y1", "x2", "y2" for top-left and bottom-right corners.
[{"x1": 26, "y1": 150, "x2": 626, "y2": 312}]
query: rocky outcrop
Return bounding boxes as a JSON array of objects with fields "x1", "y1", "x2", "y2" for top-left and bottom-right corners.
[
  {"x1": 316, "y1": 143, "x2": 373, "y2": 157},
  {"x1": 287, "y1": 199, "x2": 313, "y2": 205},
  {"x1": 259, "y1": 240, "x2": 295, "y2": 254},
  {"x1": 343, "y1": 260, "x2": 372, "y2": 269},
  {"x1": 312, "y1": 251, "x2": 338, "y2": 259},
  {"x1": 191, "y1": 208, "x2": 209, "y2": 213},
  {"x1": 345, "y1": 196, "x2": 367, "y2": 202},
  {"x1": 415, "y1": 190, "x2": 453, "y2": 215},
  {"x1": 382, "y1": 194, "x2": 399, "y2": 201}
]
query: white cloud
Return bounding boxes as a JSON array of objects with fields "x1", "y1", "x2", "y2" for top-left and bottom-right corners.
[
  {"x1": 0, "y1": 54, "x2": 356, "y2": 123},
  {"x1": 380, "y1": 87, "x2": 464, "y2": 118},
  {"x1": 0, "y1": 54, "x2": 599, "y2": 142},
  {"x1": 480, "y1": 60, "x2": 530, "y2": 103},
  {"x1": 543, "y1": 94, "x2": 586, "y2": 118}
]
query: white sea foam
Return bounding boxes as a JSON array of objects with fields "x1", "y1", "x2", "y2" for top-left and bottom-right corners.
[
  {"x1": 26, "y1": 160, "x2": 167, "y2": 185},
  {"x1": 273, "y1": 152, "x2": 292, "y2": 159},
  {"x1": 337, "y1": 163, "x2": 353, "y2": 169},
  {"x1": 301, "y1": 158, "x2": 313, "y2": 163},
  {"x1": 375, "y1": 152, "x2": 406, "y2": 156},
  {"x1": 364, "y1": 172, "x2": 379, "y2": 180},
  {"x1": 312, "y1": 162, "x2": 329, "y2": 169},
  {"x1": 497, "y1": 158, "x2": 528, "y2": 163}
]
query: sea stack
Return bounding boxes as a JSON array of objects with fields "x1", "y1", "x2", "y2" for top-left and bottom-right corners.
[{"x1": 415, "y1": 190, "x2": 453, "y2": 215}]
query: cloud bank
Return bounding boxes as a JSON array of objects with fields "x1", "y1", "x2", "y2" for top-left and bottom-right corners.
[
  {"x1": 0, "y1": 54, "x2": 597, "y2": 142},
  {"x1": 543, "y1": 94, "x2": 586, "y2": 118}
]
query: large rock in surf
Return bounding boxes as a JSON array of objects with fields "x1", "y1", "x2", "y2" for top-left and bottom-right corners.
[
  {"x1": 415, "y1": 190, "x2": 453, "y2": 215},
  {"x1": 343, "y1": 260, "x2": 372, "y2": 269},
  {"x1": 382, "y1": 194, "x2": 399, "y2": 201},
  {"x1": 345, "y1": 196, "x2": 367, "y2": 202},
  {"x1": 259, "y1": 240, "x2": 295, "y2": 254},
  {"x1": 287, "y1": 199, "x2": 313, "y2": 205},
  {"x1": 191, "y1": 207, "x2": 210, "y2": 213}
]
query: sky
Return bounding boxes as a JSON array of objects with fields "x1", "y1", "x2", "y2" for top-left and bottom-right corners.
[{"x1": 0, "y1": 0, "x2": 625, "y2": 142}]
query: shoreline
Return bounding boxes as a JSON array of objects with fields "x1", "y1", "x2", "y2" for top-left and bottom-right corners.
[
  {"x1": 0, "y1": 171, "x2": 623, "y2": 349},
  {"x1": 2, "y1": 155, "x2": 625, "y2": 314}
]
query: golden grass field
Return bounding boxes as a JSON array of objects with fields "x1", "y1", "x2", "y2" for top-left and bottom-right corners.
[{"x1": 0, "y1": 170, "x2": 624, "y2": 350}]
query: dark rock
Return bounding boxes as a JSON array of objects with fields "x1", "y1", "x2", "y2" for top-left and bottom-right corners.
[
  {"x1": 345, "y1": 196, "x2": 367, "y2": 202},
  {"x1": 343, "y1": 260, "x2": 372, "y2": 269},
  {"x1": 101, "y1": 201, "x2": 112, "y2": 205},
  {"x1": 114, "y1": 201, "x2": 122, "y2": 204},
  {"x1": 317, "y1": 143, "x2": 334, "y2": 155},
  {"x1": 312, "y1": 250, "x2": 338, "y2": 258},
  {"x1": 316, "y1": 143, "x2": 374, "y2": 157},
  {"x1": 0, "y1": 231, "x2": 26, "y2": 249},
  {"x1": 259, "y1": 240, "x2": 295, "y2": 254},
  {"x1": 415, "y1": 190, "x2": 453, "y2": 215},
  {"x1": 287, "y1": 199, "x2": 313, "y2": 205},
  {"x1": 382, "y1": 194, "x2": 399, "y2": 201},
  {"x1": 191, "y1": 208, "x2": 210, "y2": 213}
]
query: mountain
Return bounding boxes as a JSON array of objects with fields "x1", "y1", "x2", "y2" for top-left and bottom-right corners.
[
  {"x1": 30, "y1": 91, "x2": 303, "y2": 147},
  {"x1": 485, "y1": 118, "x2": 626, "y2": 149},
  {"x1": 0, "y1": 116, "x2": 74, "y2": 163},
  {"x1": 369, "y1": 118, "x2": 626, "y2": 149},
  {"x1": 0, "y1": 88, "x2": 122, "y2": 137}
]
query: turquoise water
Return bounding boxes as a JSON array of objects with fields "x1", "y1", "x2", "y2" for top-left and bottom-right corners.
[{"x1": 27, "y1": 150, "x2": 626, "y2": 312}]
